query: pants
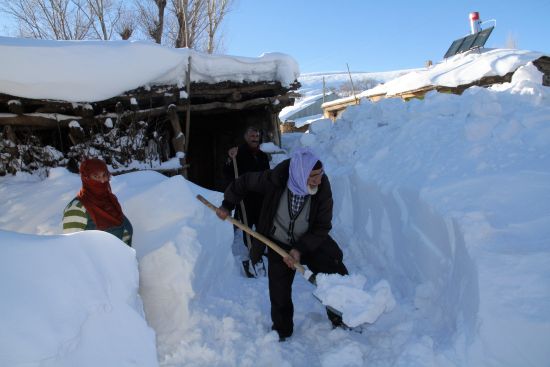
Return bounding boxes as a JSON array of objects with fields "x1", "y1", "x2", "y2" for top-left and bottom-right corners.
[
  {"x1": 267, "y1": 236, "x2": 348, "y2": 338},
  {"x1": 235, "y1": 199, "x2": 260, "y2": 253}
]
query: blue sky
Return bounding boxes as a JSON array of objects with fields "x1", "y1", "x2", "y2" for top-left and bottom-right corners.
[{"x1": 223, "y1": 0, "x2": 549, "y2": 73}]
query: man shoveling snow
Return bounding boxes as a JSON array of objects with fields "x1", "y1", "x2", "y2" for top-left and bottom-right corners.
[{"x1": 214, "y1": 148, "x2": 350, "y2": 340}]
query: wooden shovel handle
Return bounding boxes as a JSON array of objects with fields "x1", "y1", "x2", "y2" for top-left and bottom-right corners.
[
  {"x1": 196, "y1": 194, "x2": 306, "y2": 274},
  {"x1": 231, "y1": 156, "x2": 253, "y2": 251}
]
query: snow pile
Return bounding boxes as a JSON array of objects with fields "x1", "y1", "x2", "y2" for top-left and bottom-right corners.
[
  {"x1": 0, "y1": 169, "x2": 235, "y2": 365},
  {"x1": 0, "y1": 230, "x2": 157, "y2": 367},
  {"x1": 363, "y1": 48, "x2": 544, "y2": 97},
  {"x1": 0, "y1": 37, "x2": 299, "y2": 102},
  {"x1": 313, "y1": 274, "x2": 395, "y2": 327},
  {"x1": 293, "y1": 61, "x2": 550, "y2": 366},
  {"x1": 122, "y1": 173, "x2": 234, "y2": 360}
]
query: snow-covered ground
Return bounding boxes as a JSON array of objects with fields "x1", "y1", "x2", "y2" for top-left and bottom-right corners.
[{"x1": 1, "y1": 42, "x2": 550, "y2": 366}]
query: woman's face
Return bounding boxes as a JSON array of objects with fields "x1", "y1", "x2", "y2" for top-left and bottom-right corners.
[{"x1": 90, "y1": 170, "x2": 110, "y2": 183}]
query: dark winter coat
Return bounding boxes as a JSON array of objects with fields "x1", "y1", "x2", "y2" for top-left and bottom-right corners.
[
  {"x1": 222, "y1": 143, "x2": 270, "y2": 224},
  {"x1": 222, "y1": 159, "x2": 336, "y2": 261}
]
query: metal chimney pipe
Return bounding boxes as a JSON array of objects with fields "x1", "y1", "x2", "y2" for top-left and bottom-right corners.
[{"x1": 469, "y1": 12, "x2": 482, "y2": 34}]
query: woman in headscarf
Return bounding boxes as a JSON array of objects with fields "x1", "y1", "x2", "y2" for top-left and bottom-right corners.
[
  {"x1": 63, "y1": 158, "x2": 133, "y2": 246},
  {"x1": 216, "y1": 147, "x2": 348, "y2": 341}
]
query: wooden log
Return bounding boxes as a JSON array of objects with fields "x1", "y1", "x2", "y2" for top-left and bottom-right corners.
[
  {"x1": 3, "y1": 125, "x2": 17, "y2": 142},
  {"x1": 0, "y1": 114, "x2": 83, "y2": 128},
  {"x1": 167, "y1": 104, "x2": 185, "y2": 155},
  {"x1": 184, "y1": 56, "x2": 192, "y2": 154},
  {"x1": 177, "y1": 97, "x2": 272, "y2": 112}
]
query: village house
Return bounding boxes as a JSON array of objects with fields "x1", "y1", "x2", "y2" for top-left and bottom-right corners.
[{"x1": 0, "y1": 38, "x2": 300, "y2": 191}]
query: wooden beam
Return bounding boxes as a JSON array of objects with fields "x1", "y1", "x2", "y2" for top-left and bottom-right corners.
[
  {"x1": 178, "y1": 96, "x2": 273, "y2": 112},
  {"x1": 0, "y1": 114, "x2": 83, "y2": 128},
  {"x1": 185, "y1": 56, "x2": 192, "y2": 153},
  {"x1": 167, "y1": 104, "x2": 185, "y2": 155}
]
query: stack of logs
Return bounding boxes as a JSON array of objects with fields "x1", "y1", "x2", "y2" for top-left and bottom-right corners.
[{"x1": 0, "y1": 80, "x2": 299, "y2": 175}]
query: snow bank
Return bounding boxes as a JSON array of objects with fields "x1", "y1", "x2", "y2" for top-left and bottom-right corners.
[
  {"x1": 294, "y1": 63, "x2": 550, "y2": 365},
  {"x1": 0, "y1": 230, "x2": 157, "y2": 367},
  {"x1": 0, "y1": 37, "x2": 299, "y2": 102},
  {"x1": 114, "y1": 173, "x2": 234, "y2": 361},
  {"x1": 0, "y1": 169, "x2": 235, "y2": 364}
]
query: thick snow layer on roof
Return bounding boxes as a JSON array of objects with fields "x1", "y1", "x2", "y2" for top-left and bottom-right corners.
[
  {"x1": 362, "y1": 48, "x2": 544, "y2": 97},
  {"x1": 0, "y1": 37, "x2": 299, "y2": 102}
]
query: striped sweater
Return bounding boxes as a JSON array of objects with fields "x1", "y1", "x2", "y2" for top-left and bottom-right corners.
[{"x1": 63, "y1": 198, "x2": 133, "y2": 246}]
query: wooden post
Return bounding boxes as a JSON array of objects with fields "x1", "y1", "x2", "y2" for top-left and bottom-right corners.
[
  {"x1": 183, "y1": 56, "x2": 192, "y2": 178},
  {"x1": 271, "y1": 112, "x2": 281, "y2": 147},
  {"x1": 346, "y1": 63, "x2": 358, "y2": 103},
  {"x1": 167, "y1": 104, "x2": 186, "y2": 169},
  {"x1": 3, "y1": 125, "x2": 17, "y2": 142},
  {"x1": 184, "y1": 56, "x2": 192, "y2": 153},
  {"x1": 322, "y1": 76, "x2": 326, "y2": 104}
]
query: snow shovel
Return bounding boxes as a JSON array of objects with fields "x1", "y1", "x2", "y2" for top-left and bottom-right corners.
[{"x1": 196, "y1": 194, "x2": 343, "y2": 317}]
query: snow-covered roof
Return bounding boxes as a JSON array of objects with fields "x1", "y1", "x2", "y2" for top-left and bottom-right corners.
[
  {"x1": 361, "y1": 48, "x2": 545, "y2": 98},
  {"x1": 0, "y1": 37, "x2": 300, "y2": 103}
]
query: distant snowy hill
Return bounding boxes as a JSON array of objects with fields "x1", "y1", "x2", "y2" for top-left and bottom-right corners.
[{"x1": 280, "y1": 69, "x2": 413, "y2": 125}]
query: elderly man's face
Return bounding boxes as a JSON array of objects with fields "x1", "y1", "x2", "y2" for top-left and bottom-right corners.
[
  {"x1": 307, "y1": 168, "x2": 323, "y2": 188},
  {"x1": 244, "y1": 130, "x2": 260, "y2": 148}
]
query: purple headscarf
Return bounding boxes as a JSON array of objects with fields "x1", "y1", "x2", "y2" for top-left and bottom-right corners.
[{"x1": 287, "y1": 148, "x2": 320, "y2": 195}]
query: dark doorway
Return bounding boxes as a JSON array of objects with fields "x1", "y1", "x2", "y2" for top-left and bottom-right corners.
[{"x1": 186, "y1": 108, "x2": 272, "y2": 192}]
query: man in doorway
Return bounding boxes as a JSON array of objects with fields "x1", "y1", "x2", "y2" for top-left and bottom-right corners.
[{"x1": 223, "y1": 126, "x2": 270, "y2": 277}]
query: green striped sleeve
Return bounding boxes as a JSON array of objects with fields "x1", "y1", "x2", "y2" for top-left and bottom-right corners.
[{"x1": 63, "y1": 199, "x2": 88, "y2": 233}]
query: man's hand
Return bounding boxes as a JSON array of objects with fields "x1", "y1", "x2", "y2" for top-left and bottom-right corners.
[
  {"x1": 284, "y1": 249, "x2": 301, "y2": 269},
  {"x1": 228, "y1": 147, "x2": 238, "y2": 159},
  {"x1": 216, "y1": 206, "x2": 229, "y2": 220}
]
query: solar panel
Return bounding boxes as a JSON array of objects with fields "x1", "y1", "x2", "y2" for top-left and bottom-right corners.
[
  {"x1": 471, "y1": 27, "x2": 494, "y2": 49},
  {"x1": 443, "y1": 26, "x2": 495, "y2": 58},
  {"x1": 457, "y1": 33, "x2": 478, "y2": 54},
  {"x1": 444, "y1": 38, "x2": 465, "y2": 59}
]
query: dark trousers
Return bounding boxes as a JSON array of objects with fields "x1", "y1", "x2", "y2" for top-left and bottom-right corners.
[
  {"x1": 267, "y1": 237, "x2": 348, "y2": 338},
  {"x1": 235, "y1": 201, "x2": 260, "y2": 249}
]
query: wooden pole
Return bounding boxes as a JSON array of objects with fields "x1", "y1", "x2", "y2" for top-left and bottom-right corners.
[
  {"x1": 322, "y1": 76, "x2": 326, "y2": 104},
  {"x1": 185, "y1": 56, "x2": 192, "y2": 153},
  {"x1": 346, "y1": 63, "x2": 358, "y2": 103},
  {"x1": 168, "y1": 104, "x2": 186, "y2": 169},
  {"x1": 182, "y1": 56, "x2": 192, "y2": 178},
  {"x1": 231, "y1": 156, "x2": 253, "y2": 251}
]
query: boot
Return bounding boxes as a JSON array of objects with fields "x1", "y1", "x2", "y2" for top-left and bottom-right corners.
[
  {"x1": 253, "y1": 258, "x2": 267, "y2": 277},
  {"x1": 242, "y1": 260, "x2": 256, "y2": 278},
  {"x1": 327, "y1": 308, "x2": 344, "y2": 328}
]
